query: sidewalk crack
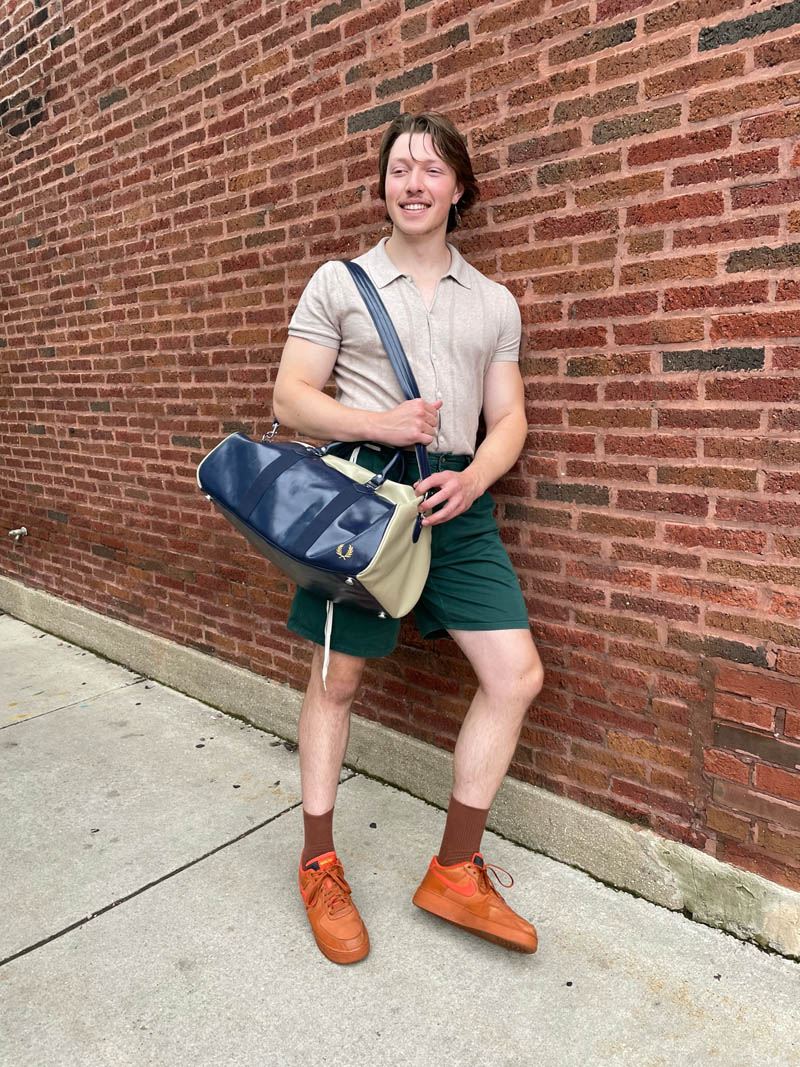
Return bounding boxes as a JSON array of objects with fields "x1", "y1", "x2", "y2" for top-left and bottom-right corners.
[
  {"x1": 0, "y1": 796, "x2": 304, "y2": 970},
  {"x1": 0, "y1": 677, "x2": 149, "y2": 731}
]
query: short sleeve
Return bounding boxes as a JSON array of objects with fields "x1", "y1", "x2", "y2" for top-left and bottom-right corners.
[
  {"x1": 491, "y1": 286, "x2": 521, "y2": 363},
  {"x1": 286, "y1": 261, "x2": 341, "y2": 351}
]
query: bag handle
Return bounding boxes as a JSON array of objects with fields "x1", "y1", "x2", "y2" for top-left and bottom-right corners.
[{"x1": 318, "y1": 441, "x2": 406, "y2": 487}]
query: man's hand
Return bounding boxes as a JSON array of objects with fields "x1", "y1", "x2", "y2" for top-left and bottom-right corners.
[
  {"x1": 413, "y1": 467, "x2": 481, "y2": 527},
  {"x1": 274, "y1": 337, "x2": 444, "y2": 446},
  {"x1": 369, "y1": 398, "x2": 442, "y2": 448},
  {"x1": 411, "y1": 362, "x2": 528, "y2": 527}
]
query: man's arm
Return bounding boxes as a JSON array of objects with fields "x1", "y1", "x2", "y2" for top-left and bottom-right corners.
[
  {"x1": 414, "y1": 360, "x2": 527, "y2": 526},
  {"x1": 273, "y1": 335, "x2": 442, "y2": 447}
]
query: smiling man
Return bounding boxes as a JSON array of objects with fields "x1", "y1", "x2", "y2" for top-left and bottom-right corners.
[{"x1": 273, "y1": 112, "x2": 544, "y2": 964}]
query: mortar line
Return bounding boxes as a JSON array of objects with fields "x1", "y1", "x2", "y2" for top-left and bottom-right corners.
[{"x1": 0, "y1": 772, "x2": 358, "y2": 970}]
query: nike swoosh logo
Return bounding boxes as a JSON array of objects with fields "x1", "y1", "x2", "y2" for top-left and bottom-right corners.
[{"x1": 431, "y1": 867, "x2": 476, "y2": 897}]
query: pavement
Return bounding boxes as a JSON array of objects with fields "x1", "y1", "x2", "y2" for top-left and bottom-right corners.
[{"x1": 1, "y1": 611, "x2": 799, "y2": 1067}]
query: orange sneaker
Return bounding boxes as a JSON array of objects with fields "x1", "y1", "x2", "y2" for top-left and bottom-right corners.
[
  {"x1": 412, "y1": 852, "x2": 538, "y2": 954},
  {"x1": 298, "y1": 851, "x2": 369, "y2": 964}
]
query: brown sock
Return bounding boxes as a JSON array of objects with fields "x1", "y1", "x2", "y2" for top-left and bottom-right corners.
[
  {"x1": 436, "y1": 795, "x2": 490, "y2": 867},
  {"x1": 301, "y1": 807, "x2": 335, "y2": 868}
]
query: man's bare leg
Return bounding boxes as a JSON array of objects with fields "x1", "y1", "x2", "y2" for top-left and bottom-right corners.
[
  {"x1": 298, "y1": 644, "x2": 366, "y2": 818},
  {"x1": 448, "y1": 628, "x2": 544, "y2": 810},
  {"x1": 296, "y1": 644, "x2": 370, "y2": 965},
  {"x1": 412, "y1": 628, "x2": 544, "y2": 953}
]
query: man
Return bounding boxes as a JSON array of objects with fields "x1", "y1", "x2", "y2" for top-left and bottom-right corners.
[{"x1": 273, "y1": 112, "x2": 544, "y2": 964}]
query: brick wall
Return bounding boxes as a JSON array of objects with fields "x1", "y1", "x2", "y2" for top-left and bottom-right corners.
[{"x1": 2, "y1": 0, "x2": 800, "y2": 890}]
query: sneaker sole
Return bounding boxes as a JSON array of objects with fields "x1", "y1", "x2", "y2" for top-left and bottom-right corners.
[
  {"x1": 412, "y1": 888, "x2": 537, "y2": 954},
  {"x1": 312, "y1": 932, "x2": 370, "y2": 965}
]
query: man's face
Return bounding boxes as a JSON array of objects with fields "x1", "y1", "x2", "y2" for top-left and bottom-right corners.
[{"x1": 384, "y1": 131, "x2": 464, "y2": 238}]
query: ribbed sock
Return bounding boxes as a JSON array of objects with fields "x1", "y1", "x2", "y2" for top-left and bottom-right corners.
[
  {"x1": 301, "y1": 807, "x2": 335, "y2": 868},
  {"x1": 436, "y1": 795, "x2": 490, "y2": 867}
]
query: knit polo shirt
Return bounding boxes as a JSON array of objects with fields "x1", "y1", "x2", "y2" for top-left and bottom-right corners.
[{"x1": 286, "y1": 236, "x2": 522, "y2": 456}]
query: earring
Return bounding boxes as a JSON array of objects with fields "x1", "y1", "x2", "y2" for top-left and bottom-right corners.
[{"x1": 453, "y1": 203, "x2": 462, "y2": 227}]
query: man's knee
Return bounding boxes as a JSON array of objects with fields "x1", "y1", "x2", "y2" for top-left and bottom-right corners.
[
  {"x1": 505, "y1": 657, "x2": 544, "y2": 706},
  {"x1": 524, "y1": 658, "x2": 545, "y2": 704},
  {"x1": 310, "y1": 646, "x2": 365, "y2": 708},
  {"x1": 483, "y1": 651, "x2": 544, "y2": 709}
]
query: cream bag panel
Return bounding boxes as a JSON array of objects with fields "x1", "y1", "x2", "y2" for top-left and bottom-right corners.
[{"x1": 320, "y1": 452, "x2": 431, "y2": 618}]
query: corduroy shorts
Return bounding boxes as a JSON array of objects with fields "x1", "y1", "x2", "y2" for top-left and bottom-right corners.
[{"x1": 286, "y1": 444, "x2": 530, "y2": 659}]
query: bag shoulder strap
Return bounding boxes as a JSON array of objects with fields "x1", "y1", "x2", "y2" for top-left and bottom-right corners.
[{"x1": 340, "y1": 259, "x2": 431, "y2": 483}]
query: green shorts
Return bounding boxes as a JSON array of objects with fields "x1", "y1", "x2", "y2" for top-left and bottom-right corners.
[{"x1": 286, "y1": 444, "x2": 531, "y2": 659}]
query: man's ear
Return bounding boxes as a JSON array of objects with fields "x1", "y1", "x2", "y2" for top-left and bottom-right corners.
[{"x1": 453, "y1": 182, "x2": 464, "y2": 203}]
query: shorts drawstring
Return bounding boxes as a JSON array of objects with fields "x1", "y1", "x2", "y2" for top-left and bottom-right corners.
[{"x1": 322, "y1": 599, "x2": 334, "y2": 691}]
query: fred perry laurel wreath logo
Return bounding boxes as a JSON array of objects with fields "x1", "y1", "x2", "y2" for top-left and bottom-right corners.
[{"x1": 336, "y1": 543, "x2": 354, "y2": 560}]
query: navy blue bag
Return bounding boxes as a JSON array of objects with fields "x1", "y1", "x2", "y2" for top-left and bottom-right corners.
[{"x1": 197, "y1": 261, "x2": 433, "y2": 620}]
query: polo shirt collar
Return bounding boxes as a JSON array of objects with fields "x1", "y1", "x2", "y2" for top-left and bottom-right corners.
[{"x1": 367, "y1": 236, "x2": 473, "y2": 290}]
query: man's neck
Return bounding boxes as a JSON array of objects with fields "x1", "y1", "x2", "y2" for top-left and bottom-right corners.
[{"x1": 384, "y1": 229, "x2": 452, "y2": 281}]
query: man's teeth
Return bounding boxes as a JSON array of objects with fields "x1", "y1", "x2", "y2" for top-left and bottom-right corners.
[{"x1": 403, "y1": 204, "x2": 428, "y2": 210}]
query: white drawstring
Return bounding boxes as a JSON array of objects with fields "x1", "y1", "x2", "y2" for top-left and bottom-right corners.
[{"x1": 322, "y1": 599, "x2": 334, "y2": 691}]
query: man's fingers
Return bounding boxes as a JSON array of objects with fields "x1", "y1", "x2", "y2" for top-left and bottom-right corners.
[
  {"x1": 416, "y1": 478, "x2": 463, "y2": 514},
  {"x1": 422, "y1": 501, "x2": 459, "y2": 526},
  {"x1": 419, "y1": 489, "x2": 448, "y2": 511},
  {"x1": 414, "y1": 473, "x2": 445, "y2": 495}
]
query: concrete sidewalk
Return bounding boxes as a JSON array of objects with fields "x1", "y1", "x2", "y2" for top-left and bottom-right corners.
[{"x1": 2, "y1": 612, "x2": 798, "y2": 1067}]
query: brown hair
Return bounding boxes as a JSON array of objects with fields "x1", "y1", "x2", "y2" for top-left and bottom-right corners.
[{"x1": 377, "y1": 112, "x2": 479, "y2": 233}]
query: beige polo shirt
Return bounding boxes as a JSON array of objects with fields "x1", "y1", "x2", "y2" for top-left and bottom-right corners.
[{"x1": 286, "y1": 236, "x2": 521, "y2": 456}]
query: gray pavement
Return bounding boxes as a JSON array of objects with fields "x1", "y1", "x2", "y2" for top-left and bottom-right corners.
[{"x1": 2, "y1": 612, "x2": 799, "y2": 1067}]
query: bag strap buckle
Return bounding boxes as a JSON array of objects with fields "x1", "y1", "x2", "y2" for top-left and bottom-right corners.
[{"x1": 261, "y1": 419, "x2": 279, "y2": 443}]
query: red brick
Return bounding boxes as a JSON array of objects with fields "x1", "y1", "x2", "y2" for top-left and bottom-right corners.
[
  {"x1": 715, "y1": 666, "x2": 800, "y2": 709},
  {"x1": 673, "y1": 215, "x2": 779, "y2": 249},
  {"x1": 616, "y1": 489, "x2": 709, "y2": 517},
  {"x1": 610, "y1": 592, "x2": 698, "y2": 622},
  {"x1": 704, "y1": 747, "x2": 751, "y2": 785},
  {"x1": 527, "y1": 326, "x2": 608, "y2": 350},
  {"x1": 569, "y1": 408, "x2": 652, "y2": 428},
  {"x1": 569, "y1": 292, "x2": 658, "y2": 320},
  {"x1": 715, "y1": 498, "x2": 800, "y2": 528},
  {"x1": 706, "y1": 804, "x2": 752, "y2": 841},
  {"x1": 658, "y1": 574, "x2": 758, "y2": 610},
  {"x1": 754, "y1": 765, "x2": 800, "y2": 804},
  {"x1": 713, "y1": 693, "x2": 775, "y2": 730},
  {"x1": 535, "y1": 210, "x2": 617, "y2": 240},
  {"x1": 663, "y1": 280, "x2": 768, "y2": 311},
  {"x1": 567, "y1": 558, "x2": 652, "y2": 588},
  {"x1": 605, "y1": 435, "x2": 696, "y2": 458},
  {"x1": 716, "y1": 309, "x2": 800, "y2": 341},
  {"x1": 611, "y1": 778, "x2": 692, "y2": 819},
  {"x1": 672, "y1": 148, "x2": 779, "y2": 187},
  {"x1": 566, "y1": 459, "x2": 649, "y2": 482},
  {"x1": 627, "y1": 191, "x2": 724, "y2": 227},
  {"x1": 613, "y1": 542, "x2": 702, "y2": 571}
]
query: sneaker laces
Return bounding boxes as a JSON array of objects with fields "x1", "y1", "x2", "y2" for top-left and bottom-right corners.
[
  {"x1": 476, "y1": 859, "x2": 514, "y2": 895},
  {"x1": 305, "y1": 864, "x2": 352, "y2": 916}
]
